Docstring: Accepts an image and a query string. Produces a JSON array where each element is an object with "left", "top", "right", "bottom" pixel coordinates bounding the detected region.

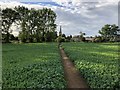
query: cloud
[
  {"left": 53, "top": 0, "right": 118, "bottom": 36},
  {"left": 0, "top": 0, "right": 118, "bottom": 36}
]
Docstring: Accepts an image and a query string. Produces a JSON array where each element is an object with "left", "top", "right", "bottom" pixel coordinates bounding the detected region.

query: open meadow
[{"left": 63, "top": 42, "right": 119, "bottom": 88}]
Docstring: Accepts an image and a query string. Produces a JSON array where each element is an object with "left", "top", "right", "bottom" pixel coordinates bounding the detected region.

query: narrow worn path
[{"left": 59, "top": 47, "right": 89, "bottom": 89}]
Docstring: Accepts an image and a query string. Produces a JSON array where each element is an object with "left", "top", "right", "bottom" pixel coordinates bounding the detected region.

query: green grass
[
  {"left": 63, "top": 42, "right": 119, "bottom": 88},
  {"left": 2, "top": 43, "right": 66, "bottom": 88}
]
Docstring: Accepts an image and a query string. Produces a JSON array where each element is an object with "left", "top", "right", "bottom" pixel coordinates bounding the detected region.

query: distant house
[
  {"left": 71, "top": 35, "right": 80, "bottom": 42},
  {"left": 71, "top": 34, "right": 120, "bottom": 42},
  {"left": 72, "top": 35, "right": 94, "bottom": 42},
  {"left": 85, "top": 37, "right": 94, "bottom": 42}
]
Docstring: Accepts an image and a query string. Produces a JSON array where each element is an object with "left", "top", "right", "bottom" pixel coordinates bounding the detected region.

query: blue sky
[
  {"left": 21, "top": 2, "right": 63, "bottom": 7},
  {"left": 0, "top": 0, "right": 119, "bottom": 36}
]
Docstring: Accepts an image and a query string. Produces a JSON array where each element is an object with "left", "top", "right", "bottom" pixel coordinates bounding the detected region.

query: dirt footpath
[{"left": 59, "top": 47, "right": 90, "bottom": 89}]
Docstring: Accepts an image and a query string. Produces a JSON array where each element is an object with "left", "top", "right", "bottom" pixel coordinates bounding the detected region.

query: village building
[{"left": 71, "top": 35, "right": 94, "bottom": 42}]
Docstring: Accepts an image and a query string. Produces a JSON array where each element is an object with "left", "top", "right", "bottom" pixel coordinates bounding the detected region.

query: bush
[
  {"left": 56, "top": 36, "right": 65, "bottom": 43},
  {"left": 93, "top": 36, "right": 103, "bottom": 43},
  {"left": 81, "top": 37, "right": 86, "bottom": 42}
]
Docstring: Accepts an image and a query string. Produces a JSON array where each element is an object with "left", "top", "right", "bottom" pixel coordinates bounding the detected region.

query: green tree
[
  {"left": 35, "top": 9, "right": 44, "bottom": 42},
  {"left": 15, "top": 6, "right": 29, "bottom": 42},
  {"left": 2, "top": 8, "right": 19, "bottom": 43},
  {"left": 45, "top": 31, "right": 57, "bottom": 42},
  {"left": 9, "top": 34, "right": 15, "bottom": 40},
  {"left": 40, "top": 8, "right": 57, "bottom": 42},
  {"left": 99, "top": 24, "right": 119, "bottom": 41},
  {"left": 79, "top": 31, "right": 86, "bottom": 42},
  {"left": 24, "top": 8, "right": 38, "bottom": 42},
  {"left": 66, "top": 35, "right": 72, "bottom": 42},
  {"left": 93, "top": 35, "right": 104, "bottom": 43},
  {"left": 62, "top": 34, "right": 66, "bottom": 39},
  {"left": 15, "top": 6, "right": 57, "bottom": 43},
  {"left": 35, "top": 8, "right": 57, "bottom": 42}
]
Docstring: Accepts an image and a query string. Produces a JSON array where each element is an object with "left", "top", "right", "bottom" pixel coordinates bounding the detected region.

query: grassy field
[
  {"left": 2, "top": 42, "right": 119, "bottom": 89},
  {"left": 63, "top": 42, "right": 119, "bottom": 88},
  {"left": 2, "top": 43, "right": 66, "bottom": 88}
]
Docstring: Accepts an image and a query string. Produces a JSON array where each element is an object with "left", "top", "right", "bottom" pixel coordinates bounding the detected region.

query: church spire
[{"left": 59, "top": 25, "right": 62, "bottom": 36}]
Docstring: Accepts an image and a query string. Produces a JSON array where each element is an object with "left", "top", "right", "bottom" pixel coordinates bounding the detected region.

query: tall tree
[
  {"left": 15, "top": 6, "right": 57, "bottom": 43},
  {"left": 34, "top": 9, "right": 43, "bottom": 42},
  {"left": 40, "top": 8, "right": 57, "bottom": 42},
  {"left": 2, "top": 8, "right": 19, "bottom": 43},
  {"left": 15, "top": 6, "right": 29, "bottom": 42},
  {"left": 24, "top": 8, "right": 38, "bottom": 42}
]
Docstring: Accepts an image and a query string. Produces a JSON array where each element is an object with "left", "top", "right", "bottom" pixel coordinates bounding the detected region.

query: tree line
[
  {"left": 72, "top": 24, "right": 120, "bottom": 42},
  {"left": 1, "top": 6, "right": 120, "bottom": 43},
  {"left": 94, "top": 24, "right": 120, "bottom": 42},
  {"left": 98, "top": 24, "right": 120, "bottom": 42},
  {"left": 1, "top": 6, "right": 57, "bottom": 43}
]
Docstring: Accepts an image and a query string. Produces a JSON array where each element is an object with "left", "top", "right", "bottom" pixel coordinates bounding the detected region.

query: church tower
[{"left": 59, "top": 25, "right": 62, "bottom": 36}]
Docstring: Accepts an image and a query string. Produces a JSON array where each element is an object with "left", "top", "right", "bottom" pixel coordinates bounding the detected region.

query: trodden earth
[{"left": 59, "top": 46, "right": 89, "bottom": 89}]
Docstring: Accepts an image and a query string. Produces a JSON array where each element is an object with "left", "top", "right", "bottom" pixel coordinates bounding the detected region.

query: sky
[{"left": 0, "top": 0, "right": 119, "bottom": 36}]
